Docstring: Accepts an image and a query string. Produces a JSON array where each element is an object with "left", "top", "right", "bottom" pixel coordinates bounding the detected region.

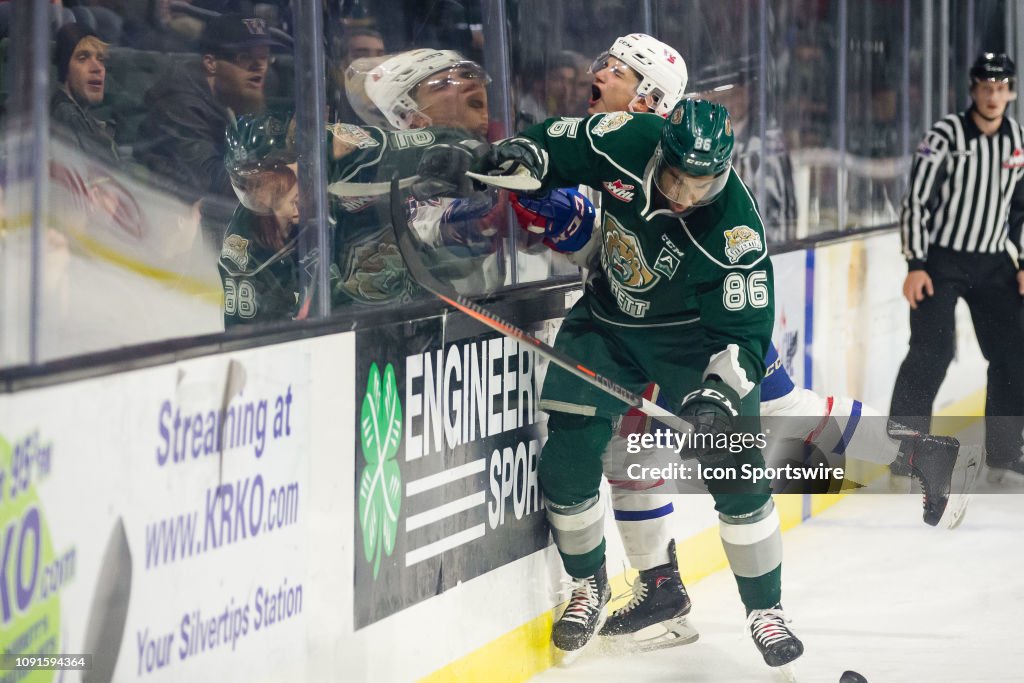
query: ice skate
[
  {"left": 746, "top": 604, "right": 804, "bottom": 668},
  {"left": 552, "top": 562, "right": 610, "bottom": 653},
  {"left": 907, "top": 434, "right": 961, "bottom": 526},
  {"left": 600, "top": 540, "right": 692, "bottom": 636},
  {"left": 985, "top": 456, "right": 1024, "bottom": 485},
  {"left": 599, "top": 541, "right": 698, "bottom": 650},
  {"left": 889, "top": 424, "right": 963, "bottom": 526}
]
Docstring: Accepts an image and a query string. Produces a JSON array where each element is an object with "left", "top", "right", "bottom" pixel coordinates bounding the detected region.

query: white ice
[{"left": 532, "top": 482, "right": 1024, "bottom": 682}]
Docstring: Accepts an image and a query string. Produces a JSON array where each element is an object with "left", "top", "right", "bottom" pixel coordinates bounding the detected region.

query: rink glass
[{"left": 0, "top": 0, "right": 1021, "bottom": 367}]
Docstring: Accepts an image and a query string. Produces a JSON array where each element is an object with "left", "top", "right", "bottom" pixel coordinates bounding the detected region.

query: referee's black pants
[{"left": 890, "top": 247, "right": 1024, "bottom": 463}]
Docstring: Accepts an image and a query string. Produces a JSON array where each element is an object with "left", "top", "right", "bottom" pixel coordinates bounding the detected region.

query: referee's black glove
[{"left": 678, "top": 376, "right": 742, "bottom": 466}]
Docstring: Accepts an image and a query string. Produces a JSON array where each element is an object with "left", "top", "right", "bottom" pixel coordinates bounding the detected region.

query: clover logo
[{"left": 358, "top": 362, "right": 403, "bottom": 579}]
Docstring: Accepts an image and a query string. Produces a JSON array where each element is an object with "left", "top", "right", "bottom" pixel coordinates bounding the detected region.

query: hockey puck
[{"left": 840, "top": 672, "right": 867, "bottom": 683}]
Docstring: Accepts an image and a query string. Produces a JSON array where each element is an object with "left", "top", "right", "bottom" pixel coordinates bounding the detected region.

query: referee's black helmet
[{"left": 970, "top": 52, "right": 1016, "bottom": 89}]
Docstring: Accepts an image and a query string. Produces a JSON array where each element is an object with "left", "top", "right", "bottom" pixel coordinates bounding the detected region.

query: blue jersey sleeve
[{"left": 761, "top": 344, "right": 795, "bottom": 401}]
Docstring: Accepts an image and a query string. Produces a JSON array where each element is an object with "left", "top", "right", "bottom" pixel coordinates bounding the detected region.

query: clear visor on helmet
[
  {"left": 417, "top": 63, "right": 491, "bottom": 93},
  {"left": 653, "top": 151, "right": 730, "bottom": 212},
  {"left": 408, "top": 63, "right": 491, "bottom": 136},
  {"left": 230, "top": 163, "right": 298, "bottom": 215},
  {"left": 588, "top": 52, "right": 638, "bottom": 80}
]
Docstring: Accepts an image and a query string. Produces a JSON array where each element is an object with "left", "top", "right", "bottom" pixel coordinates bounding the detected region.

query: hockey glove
[
  {"left": 484, "top": 137, "right": 548, "bottom": 184},
  {"left": 439, "top": 193, "right": 501, "bottom": 257},
  {"left": 412, "top": 139, "right": 491, "bottom": 201},
  {"left": 510, "top": 189, "right": 596, "bottom": 253},
  {"left": 677, "top": 376, "right": 742, "bottom": 466}
]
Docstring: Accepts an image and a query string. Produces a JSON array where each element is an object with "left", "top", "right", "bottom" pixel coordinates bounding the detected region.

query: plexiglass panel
[{"left": 1, "top": 0, "right": 1019, "bottom": 368}]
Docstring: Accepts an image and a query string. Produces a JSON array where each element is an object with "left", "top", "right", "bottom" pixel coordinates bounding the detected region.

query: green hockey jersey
[
  {"left": 218, "top": 205, "right": 315, "bottom": 326},
  {"left": 326, "top": 123, "right": 503, "bottom": 303},
  {"left": 518, "top": 111, "right": 775, "bottom": 393}
]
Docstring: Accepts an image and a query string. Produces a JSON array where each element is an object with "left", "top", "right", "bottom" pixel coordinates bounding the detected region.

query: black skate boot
[
  {"left": 986, "top": 456, "right": 1024, "bottom": 484},
  {"left": 746, "top": 604, "right": 804, "bottom": 668},
  {"left": 890, "top": 423, "right": 960, "bottom": 526},
  {"left": 552, "top": 562, "right": 611, "bottom": 652},
  {"left": 599, "top": 540, "right": 691, "bottom": 637}
]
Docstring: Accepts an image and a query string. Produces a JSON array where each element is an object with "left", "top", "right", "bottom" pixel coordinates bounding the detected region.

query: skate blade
[
  {"left": 622, "top": 617, "right": 700, "bottom": 653},
  {"left": 776, "top": 662, "right": 798, "bottom": 682},
  {"left": 554, "top": 607, "right": 608, "bottom": 667},
  {"left": 985, "top": 464, "right": 1024, "bottom": 486},
  {"left": 943, "top": 447, "right": 980, "bottom": 530}
]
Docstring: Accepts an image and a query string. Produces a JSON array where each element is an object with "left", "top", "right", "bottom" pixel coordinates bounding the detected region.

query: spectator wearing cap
[
  {"left": 329, "top": 27, "right": 386, "bottom": 123},
  {"left": 134, "top": 13, "right": 286, "bottom": 204},
  {"left": 50, "top": 23, "right": 120, "bottom": 164}
]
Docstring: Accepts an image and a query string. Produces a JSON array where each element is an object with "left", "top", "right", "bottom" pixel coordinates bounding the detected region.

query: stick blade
[
  {"left": 465, "top": 170, "right": 542, "bottom": 192},
  {"left": 82, "top": 517, "right": 132, "bottom": 683}
]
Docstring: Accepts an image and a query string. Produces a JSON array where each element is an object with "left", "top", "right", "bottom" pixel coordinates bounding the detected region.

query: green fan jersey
[
  {"left": 518, "top": 111, "right": 775, "bottom": 392},
  {"left": 218, "top": 206, "right": 315, "bottom": 326}
]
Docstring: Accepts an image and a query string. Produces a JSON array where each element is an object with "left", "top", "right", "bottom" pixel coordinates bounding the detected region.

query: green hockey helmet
[
  {"left": 225, "top": 113, "right": 297, "bottom": 214},
  {"left": 653, "top": 98, "right": 734, "bottom": 212}
]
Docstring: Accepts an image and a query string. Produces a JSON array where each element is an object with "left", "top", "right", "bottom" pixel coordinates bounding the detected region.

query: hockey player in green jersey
[
  {"left": 330, "top": 48, "right": 505, "bottom": 303},
  {"left": 218, "top": 48, "right": 505, "bottom": 321},
  {"left": 220, "top": 113, "right": 315, "bottom": 326},
  {"left": 428, "top": 98, "right": 805, "bottom": 667}
]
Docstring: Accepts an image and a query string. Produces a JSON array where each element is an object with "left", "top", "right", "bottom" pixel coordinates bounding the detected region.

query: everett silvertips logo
[
  {"left": 592, "top": 112, "right": 632, "bottom": 137},
  {"left": 723, "top": 226, "right": 763, "bottom": 264}
]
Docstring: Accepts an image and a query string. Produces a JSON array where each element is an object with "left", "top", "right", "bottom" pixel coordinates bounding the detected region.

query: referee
[{"left": 890, "top": 52, "right": 1024, "bottom": 481}]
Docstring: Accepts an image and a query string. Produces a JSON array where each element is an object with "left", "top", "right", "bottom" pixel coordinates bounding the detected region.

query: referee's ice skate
[{"left": 985, "top": 455, "right": 1024, "bottom": 484}]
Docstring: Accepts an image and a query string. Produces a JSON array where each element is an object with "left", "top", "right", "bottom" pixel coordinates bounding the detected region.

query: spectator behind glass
[
  {"left": 134, "top": 13, "right": 286, "bottom": 205},
  {"left": 329, "top": 27, "right": 386, "bottom": 123},
  {"left": 50, "top": 23, "right": 121, "bottom": 164},
  {"left": 695, "top": 58, "right": 798, "bottom": 243},
  {"left": 517, "top": 52, "right": 578, "bottom": 128}
]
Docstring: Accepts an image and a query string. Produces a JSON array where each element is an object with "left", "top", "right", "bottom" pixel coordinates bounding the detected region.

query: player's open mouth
[
  {"left": 248, "top": 76, "right": 264, "bottom": 88},
  {"left": 589, "top": 84, "right": 602, "bottom": 105}
]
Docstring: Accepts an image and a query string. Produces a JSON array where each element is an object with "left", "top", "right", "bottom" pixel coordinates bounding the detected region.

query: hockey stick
[
  {"left": 464, "top": 170, "right": 542, "bottom": 192},
  {"left": 326, "top": 152, "right": 538, "bottom": 198},
  {"left": 387, "top": 173, "right": 693, "bottom": 433},
  {"left": 327, "top": 174, "right": 419, "bottom": 197}
]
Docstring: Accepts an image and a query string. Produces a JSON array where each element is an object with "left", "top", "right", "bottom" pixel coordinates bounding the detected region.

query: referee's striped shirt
[{"left": 901, "top": 109, "right": 1024, "bottom": 270}]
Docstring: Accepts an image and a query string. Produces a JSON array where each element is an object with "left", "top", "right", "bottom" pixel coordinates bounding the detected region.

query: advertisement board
[
  {"left": 352, "top": 317, "right": 555, "bottom": 629},
  {"left": 0, "top": 347, "right": 310, "bottom": 682}
]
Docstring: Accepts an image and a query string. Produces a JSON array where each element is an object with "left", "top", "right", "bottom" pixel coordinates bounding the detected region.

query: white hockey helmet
[
  {"left": 591, "top": 33, "right": 688, "bottom": 116},
  {"left": 361, "top": 48, "right": 490, "bottom": 130}
]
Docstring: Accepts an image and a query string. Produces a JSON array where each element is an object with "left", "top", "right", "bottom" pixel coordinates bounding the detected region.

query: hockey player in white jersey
[{"left": 510, "top": 33, "right": 968, "bottom": 655}]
